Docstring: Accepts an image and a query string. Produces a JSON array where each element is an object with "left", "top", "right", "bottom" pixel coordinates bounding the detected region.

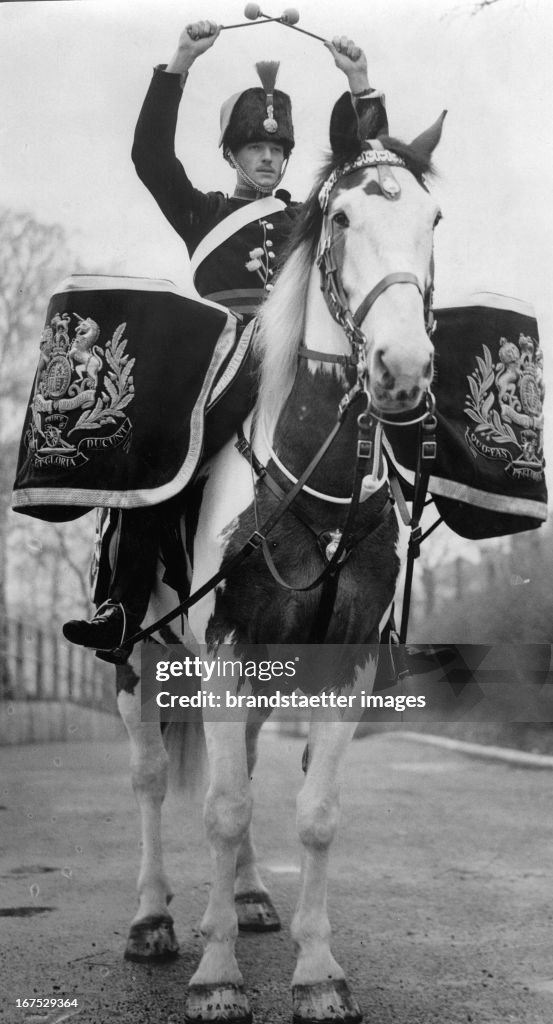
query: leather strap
[
  {"left": 353, "top": 272, "right": 423, "bottom": 327},
  {"left": 398, "top": 411, "right": 437, "bottom": 644},
  {"left": 298, "top": 345, "right": 357, "bottom": 368},
  {"left": 239, "top": 418, "right": 394, "bottom": 594}
]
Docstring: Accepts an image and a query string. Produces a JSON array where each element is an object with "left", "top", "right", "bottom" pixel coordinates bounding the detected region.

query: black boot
[{"left": 62, "top": 601, "right": 141, "bottom": 651}]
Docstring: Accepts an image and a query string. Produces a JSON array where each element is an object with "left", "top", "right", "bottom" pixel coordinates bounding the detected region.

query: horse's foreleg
[
  {"left": 235, "top": 709, "right": 281, "bottom": 933},
  {"left": 291, "top": 715, "right": 363, "bottom": 1024},
  {"left": 186, "top": 698, "right": 252, "bottom": 1024},
  {"left": 117, "top": 663, "right": 178, "bottom": 963}
]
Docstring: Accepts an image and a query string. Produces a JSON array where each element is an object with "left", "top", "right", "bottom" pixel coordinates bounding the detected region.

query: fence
[
  {"left": 406, "top": 524, "right": 550, "bottom": 642},
  {"left": 1, "top": 617, "right": 121, "bottom": 744},
  {"left": 2, "top": 617, "right": 115, "bottom": 708}
]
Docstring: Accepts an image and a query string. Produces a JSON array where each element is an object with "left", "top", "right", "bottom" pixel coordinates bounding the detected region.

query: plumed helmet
[{"left": 219, "top": 62, "right": 295, "bottom": 157}]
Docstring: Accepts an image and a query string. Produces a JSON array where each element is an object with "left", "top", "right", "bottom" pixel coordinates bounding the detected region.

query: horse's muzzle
[{"left": 370, "top": 346, "right": 433, "bottom": 413}]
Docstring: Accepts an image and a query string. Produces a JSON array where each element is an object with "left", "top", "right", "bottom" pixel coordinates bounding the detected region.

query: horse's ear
[
  {"left": 329, "top": 92, "right": 389, "bottom": 158},
  {"left": 409, "top": 111, "right": 447, "bottom": 163}
]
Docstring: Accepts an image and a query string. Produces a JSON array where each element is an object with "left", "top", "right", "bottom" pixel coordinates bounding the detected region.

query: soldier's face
[{"left": 234, "top": 141, "right": 285, "bottom": 188}]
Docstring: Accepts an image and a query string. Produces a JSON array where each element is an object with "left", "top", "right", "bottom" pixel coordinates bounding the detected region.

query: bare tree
[
  {"left": 8, "top": 516, "right": 95, "bottom": 627},
  {"left": 471, "top": 0, "right": 530, "bottom": 13},
  {"left": 410, "top": 521, "right": 553, "bottom": 645},
  {"left": 0, "top": 210, "right": 71, "bottom": 405},
  {"left": 0, "top": 207, "right": 77, "bottom": 695},
  {"left": 447, "top": 0, "right": 527, "bottom": 16}
]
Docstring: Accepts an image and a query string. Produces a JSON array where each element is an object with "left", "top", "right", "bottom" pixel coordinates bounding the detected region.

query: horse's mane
[{"left": 254, "top": 137, "right": 436, "bottom": 433}]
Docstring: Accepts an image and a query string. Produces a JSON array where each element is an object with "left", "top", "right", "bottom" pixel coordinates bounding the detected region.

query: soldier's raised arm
[
  {"left": 166, "top": 20, "right": 222, "bottom": 77},
  {"left": 325, "top": 36, "right": 371, "bottom": 95},
  {"left": 131, "top": 19, "right": 226, "bottom": 248},
  {"left": 325, "top": 35, "right": 389, "bottom": 142}
]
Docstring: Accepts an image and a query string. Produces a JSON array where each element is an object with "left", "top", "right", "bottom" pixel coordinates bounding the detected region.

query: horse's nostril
[
  {"left": 375, "top": 351, "right": 395, "bottom": 388},
  {"left": 423, "top": 358, "right": 433, "bottom": 379},
  {"left": 392, "top": 385, "right": 420, "bottom": 404}
]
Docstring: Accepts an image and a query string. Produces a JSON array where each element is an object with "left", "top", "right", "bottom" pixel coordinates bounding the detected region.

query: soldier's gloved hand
[{"left": 167, "top": 20, "right": 221, "bottom": 75}]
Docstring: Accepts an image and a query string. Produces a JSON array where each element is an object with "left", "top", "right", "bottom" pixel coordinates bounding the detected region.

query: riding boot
[
  {"left": 63, "top": 507, "right": 161, "bottom": 656},
  {"left": 62, "top": 599, "right": 145, "bottom": 649}
]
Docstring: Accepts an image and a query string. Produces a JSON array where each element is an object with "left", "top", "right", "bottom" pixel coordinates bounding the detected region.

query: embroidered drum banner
[
  {"left": 12, "top": 275, "right": 251, "bottom": 521},
  {"left": 384, "top": 292, "right": 548, "bottom": 539}
]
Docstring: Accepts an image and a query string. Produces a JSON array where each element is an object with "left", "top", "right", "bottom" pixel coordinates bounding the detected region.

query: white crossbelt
[{"left": 190, "top": 196, "right": 286, "bottom": 279}]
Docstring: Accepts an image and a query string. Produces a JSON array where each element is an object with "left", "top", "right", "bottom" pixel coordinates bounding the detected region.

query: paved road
[{"left": 2, "top": 729, "right": 553, "bottom": 1024}]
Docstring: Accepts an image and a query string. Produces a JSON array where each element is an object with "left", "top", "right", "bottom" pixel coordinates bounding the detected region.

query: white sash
[{"left": 190, "top": 196, "right": 286, "bottom": 279}]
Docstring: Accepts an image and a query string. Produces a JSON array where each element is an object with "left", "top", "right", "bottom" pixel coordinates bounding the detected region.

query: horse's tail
[{"left": 163, "top": 720, "right": 206, "bottom": 797}]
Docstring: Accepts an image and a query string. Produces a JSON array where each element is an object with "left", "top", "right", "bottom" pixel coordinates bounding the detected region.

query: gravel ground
[{"left": 2, "top": 731, "right": 553, "bottom": 1024}]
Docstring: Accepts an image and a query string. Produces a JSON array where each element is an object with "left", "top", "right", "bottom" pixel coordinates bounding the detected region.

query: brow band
[{"left": 318, "top": 150, "right": 406, "bottom": 212}]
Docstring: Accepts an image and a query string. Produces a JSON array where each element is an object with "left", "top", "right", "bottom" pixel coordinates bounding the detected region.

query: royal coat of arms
[
  {"left": 26, "top": 311, "right": 135, "bottom": 469},
  {"left": 464, "top": 332, "right": 545, "bottom": 480}
]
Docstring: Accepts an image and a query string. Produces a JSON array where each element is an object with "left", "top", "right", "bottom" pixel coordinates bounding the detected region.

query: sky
[
  {"left": 2, "top": 0, "right": 552, "bottom": 299},
  {"left": 2, "top": 0, "right": 552, "bottom": 553}
]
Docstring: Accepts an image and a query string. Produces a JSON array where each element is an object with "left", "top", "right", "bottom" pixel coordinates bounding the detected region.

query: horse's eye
[
  {"left": 332, "top": 211, "right": 349, "bottom": 228},
  {"left": 433, "top": 211, "right": 443, "bottom": 228}
]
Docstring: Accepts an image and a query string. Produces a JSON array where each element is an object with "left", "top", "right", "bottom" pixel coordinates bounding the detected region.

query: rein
[{"left": 236, "top": 402, "right": 393, "bottom": 596}]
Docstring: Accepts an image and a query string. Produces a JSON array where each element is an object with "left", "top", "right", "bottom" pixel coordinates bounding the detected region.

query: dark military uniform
[{"left": 132, "top": 67, "right": 301, "bottom": 319}]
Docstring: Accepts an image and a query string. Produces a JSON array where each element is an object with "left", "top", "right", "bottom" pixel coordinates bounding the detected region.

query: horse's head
[{"left": 317, "top": 110, "right": 446, "bottom": 416}]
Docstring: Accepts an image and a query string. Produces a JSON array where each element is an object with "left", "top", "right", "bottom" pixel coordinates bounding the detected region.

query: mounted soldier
[{"left": 62, "top": 19, "right": 389, "bottom": 656}]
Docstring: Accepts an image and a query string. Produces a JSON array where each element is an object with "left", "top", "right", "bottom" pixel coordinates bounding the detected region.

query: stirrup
[
  {"left": 93, "top": 600, "right": 133, "bottom": 664},
  {"left": 93, "top": 600, "right": 128, "bottom": 645},
  {"left": 95, "top": 644, "right": 133, "bottom": 666}
]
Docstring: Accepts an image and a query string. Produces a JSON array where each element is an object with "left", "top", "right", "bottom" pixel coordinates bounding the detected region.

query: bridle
[
  {"left": 314, "top": 144, "right": 436, "bottom": 421},
  {"left": 306, "top": 144, "right": 441, "bottom": 649}
]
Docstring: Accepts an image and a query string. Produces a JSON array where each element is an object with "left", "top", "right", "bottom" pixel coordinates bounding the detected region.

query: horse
[{"left": 116, "top": 102, "right": 445, "bottom": 1024}]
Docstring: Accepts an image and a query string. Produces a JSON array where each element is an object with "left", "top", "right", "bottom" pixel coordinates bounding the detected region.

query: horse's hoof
[
  {"left": 292, "top": 980, "right": 363, "bottom": 1023},
  {"left": 184, "top": 983, "right": 252, "bottom": 1023},
  {"left": 124, "top": 913, "right": 179, "bottom": 962},
  {"left": 235, "top": 890, "right": 281, "bottom": 932}
]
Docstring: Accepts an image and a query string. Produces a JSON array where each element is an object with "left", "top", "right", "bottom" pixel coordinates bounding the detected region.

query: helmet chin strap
[{"left": 225, "top": 146, "right": 289, "bottom": 195}]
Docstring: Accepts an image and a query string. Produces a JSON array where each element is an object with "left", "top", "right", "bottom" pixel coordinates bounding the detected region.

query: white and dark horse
[{"left": 117, "top": 107, "right": 445, "bottom": 1023}]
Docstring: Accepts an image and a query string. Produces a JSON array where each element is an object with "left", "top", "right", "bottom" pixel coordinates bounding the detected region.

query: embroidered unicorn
[{"left": 69, "top": 314, "right": 103, "bottom": 388}]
